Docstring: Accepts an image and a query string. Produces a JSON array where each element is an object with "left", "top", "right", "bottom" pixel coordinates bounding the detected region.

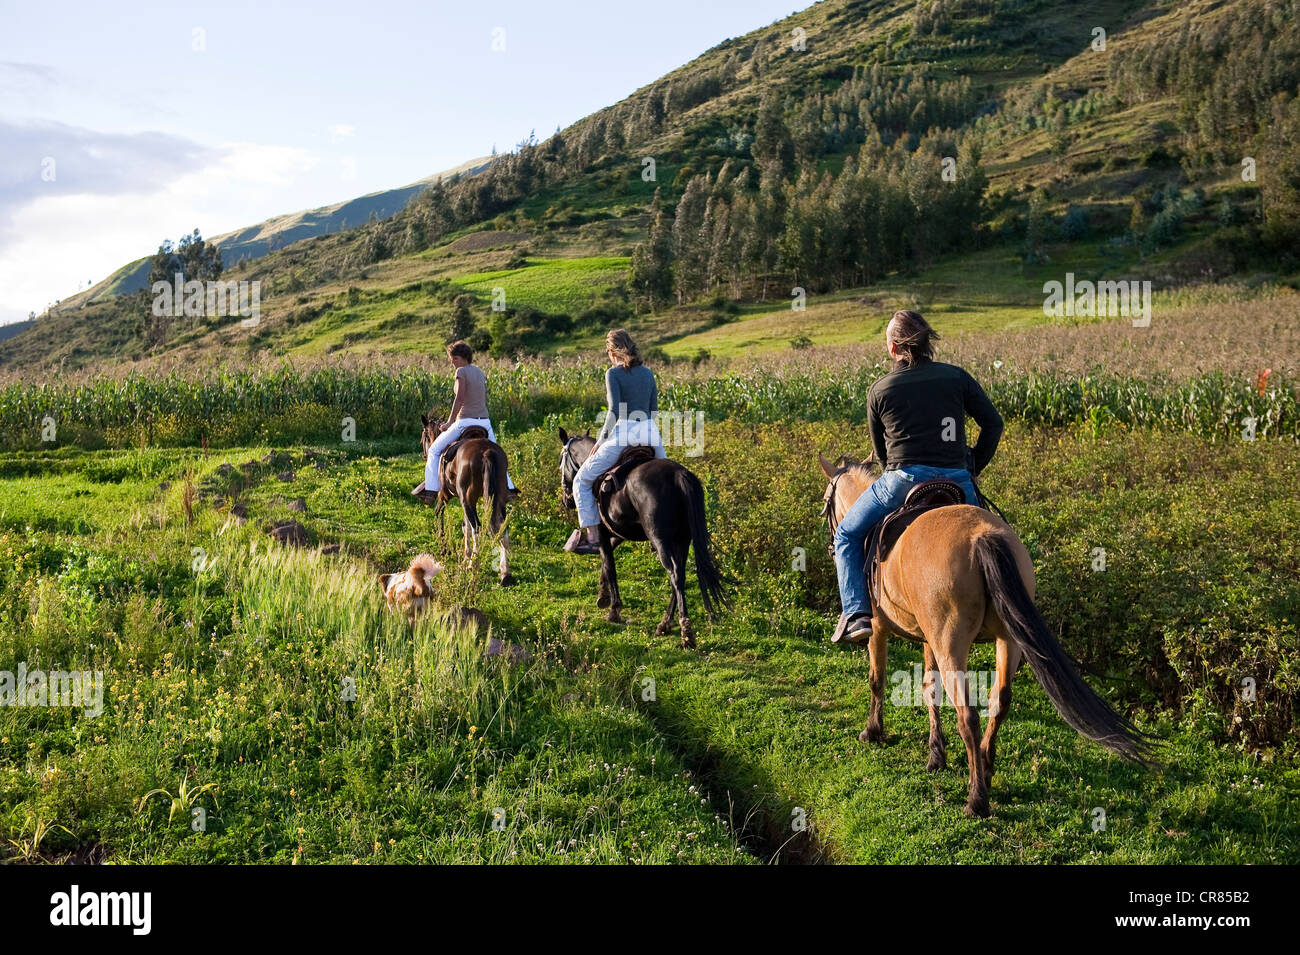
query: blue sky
[{"left": 0, "top": 0, "right": 807, "bottom": 325}]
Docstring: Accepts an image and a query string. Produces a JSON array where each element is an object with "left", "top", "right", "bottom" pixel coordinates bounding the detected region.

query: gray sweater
[{"left": 598, "top": 363, "right": 658, "bottom": 441}]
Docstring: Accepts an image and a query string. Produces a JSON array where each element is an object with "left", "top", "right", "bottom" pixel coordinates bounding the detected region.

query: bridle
[
  {"left": 820, "top": 467, "right": 850, "bottom": 557},
  {"left": 560, "top": 436, "right": 590, "bottom": 510}
]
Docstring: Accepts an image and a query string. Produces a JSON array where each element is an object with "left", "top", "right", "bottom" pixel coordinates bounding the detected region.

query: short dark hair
[
  {"left": 447, "top": 341, "right": 473, "bottom": 363},
  {"left": 887, "top": 310, "right": 940, "bottom": 365}
]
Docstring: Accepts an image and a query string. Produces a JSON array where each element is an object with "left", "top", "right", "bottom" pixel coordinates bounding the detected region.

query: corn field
[{"left": 1, "top": 359, "right": 1295, "bottom": 450}]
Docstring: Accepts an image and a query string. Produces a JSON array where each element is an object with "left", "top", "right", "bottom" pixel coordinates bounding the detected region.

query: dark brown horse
[
  {"left": 421, "top": 413, "right": 513, "bottom": 585},
  {"left": 559, "top": 428, "right": 729, "bottom": 648},
  {"left": 820, "top": 452, "right": 1153, "bottom": 817}
]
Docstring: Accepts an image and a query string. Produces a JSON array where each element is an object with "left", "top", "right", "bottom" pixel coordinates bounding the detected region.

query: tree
[
  {"left": 448, "top": 294, "right": 477, "bottom": 342},
  {"left": 630, "top": 188, "right": 675, "bottom": 309},
  {"left": 147, "top": 228, "right": 223, "bottom": 288}
]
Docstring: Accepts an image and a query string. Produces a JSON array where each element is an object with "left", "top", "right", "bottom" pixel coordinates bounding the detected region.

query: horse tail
[
  {"left": 483, "top": 447, "right": 507, "bottom": 532},
  {"left": 975, "top": 534, "right": 1157, "bottom": 765},
  {"left": 675, "top": 467, "right": 731, "bottom": 616}
]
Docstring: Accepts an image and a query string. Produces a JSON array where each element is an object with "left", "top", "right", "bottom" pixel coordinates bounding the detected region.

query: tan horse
[
  {"left": 820, "top": 453, "right": 1153, "bottom": 817},
  {"left": 420, "top": 413, "right": 513, "bottom": 585}
]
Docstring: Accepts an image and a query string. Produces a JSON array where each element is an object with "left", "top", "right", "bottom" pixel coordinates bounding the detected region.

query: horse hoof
[
  {"left": 926, "top": 756, "right": 947, "bottom": 773},
  {"left": 656, "top": 622, "right": 672, "bottom": 636},
  {"left": 597, "top": 593, "right": 611, "bottom": 609},
  {"left": 606, "top": 609, "right": 623, "bottom": 624},
  {"left": 680, "top": 631, "right": 696, "bottom": 650},
  {"left": 859, "top": 725, "right": 884, "bottom": 744},
  {"left": 499, "top": 574, "right": 515, "bottom": 587},
  {"left": 963, "top": 800, "right": 990, "bottom": 819}
]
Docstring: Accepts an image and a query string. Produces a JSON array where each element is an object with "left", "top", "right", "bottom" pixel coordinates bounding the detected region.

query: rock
[
  {"left": 485, "top": 636, "right": 532, "bottom": 663},
  {"left": 229, "top": 502, "right": 248, "bottom": 524},
  {"left": 157, "top": 481, "right": 170, "bottom": 491},
  {"left": 268, "top": 519, "right": 309, "bottom": 547},
  {"left": 320, "top": 542, "right": 342, "bottom": 555},
  {"left": 276, "top": 471, "right": 296, "bottom": 482},
  {"left": 216, "top": 463, "right": 234, "bottom": 475},
  {"left": 287, "top": 498, "right": 307, "bottom": 512},
  {"left": 313, "top": 460, "right": 329, "bottom": 471}
]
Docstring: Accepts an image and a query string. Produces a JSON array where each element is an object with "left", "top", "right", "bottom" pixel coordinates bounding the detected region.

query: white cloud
[
  {"left": 327, "top": 123, "right": 355, "bottom": 143},
  {"left": 0, "top": 132, "right": 321, "bottom": 324}
]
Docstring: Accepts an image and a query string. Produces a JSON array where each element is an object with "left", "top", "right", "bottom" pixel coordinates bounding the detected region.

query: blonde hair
[
  {"left": 605, "top": 328, "right": 642, "bottom": 368},
  {"left": 887, "top": 309, "right": 940, "bottom": 365}
]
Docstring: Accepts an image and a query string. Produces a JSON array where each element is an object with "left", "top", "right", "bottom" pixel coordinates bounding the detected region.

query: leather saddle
[
  {"left": 439, "top": 425, "right": 490, "bottom": 486},
  {"left": 596, "top": 446, "right": 656, "bottom": 532},
  {"left": 865, "top": 478, "right": 967, "bottom": 606}
]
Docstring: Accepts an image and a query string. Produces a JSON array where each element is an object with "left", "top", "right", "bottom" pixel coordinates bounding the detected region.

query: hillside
[
  {"left": 52, "top": 155, "right": 496, "bottom": 313},
  {"left": 4, "top": 0, "right": 1297, "bottom": 374}
]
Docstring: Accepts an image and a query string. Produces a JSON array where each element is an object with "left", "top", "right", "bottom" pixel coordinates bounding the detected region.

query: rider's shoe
[
  {"left": 563, "top": 529, "right": 600, "bottom": 555},
  {"left": 831, "top": 612, "right": 873, "bottom": 644}
]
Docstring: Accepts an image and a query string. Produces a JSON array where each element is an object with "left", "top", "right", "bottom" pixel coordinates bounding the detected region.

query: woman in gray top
[
  {"left": 415, "top": 340, "right": 515, "bottom": 498},
  {"left": 564, "top": 329, "right": 667, "bottom": 553}
]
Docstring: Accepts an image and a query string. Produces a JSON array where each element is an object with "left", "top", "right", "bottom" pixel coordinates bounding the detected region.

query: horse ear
[
  {"left": 558, "top": 427, "right": 569, "bottom": 444},
  {"left": 842, "top": 454, "right": 861, "bottom": 468},
  {"left": 420, "top": 413, "right": 428, "bottom": 427},
  {"left": 584, "top": 428, "right": 591, "bottom": 438},
  {"left": 818, "top": 453, "right": 838, "bottom": 479}
]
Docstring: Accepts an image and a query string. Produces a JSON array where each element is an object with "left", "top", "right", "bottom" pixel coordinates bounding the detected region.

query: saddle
[
  {"left": 595, "top": 446, "right": 656, "bottom": 532},
  {"left": 438, "top": 425, "right": 490, "bottom": 486},
  {"left": 865, "top": 478, "right": 967, "bottom": 607}
]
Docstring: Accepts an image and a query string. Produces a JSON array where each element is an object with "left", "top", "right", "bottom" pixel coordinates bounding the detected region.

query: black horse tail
[
  {"left": 975, "top": 534, "right": 1157, "bottom": 765},
  {"left": 675, "top": 468, "right": 731, "bottom": 617},
  {"left": 483, "top": 447, "right": 507, "bottom": 532}
]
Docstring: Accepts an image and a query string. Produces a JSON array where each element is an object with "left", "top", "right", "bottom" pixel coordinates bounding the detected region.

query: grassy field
[{"left": 2, "top": 402, "right": 1296, "bottom": 862}]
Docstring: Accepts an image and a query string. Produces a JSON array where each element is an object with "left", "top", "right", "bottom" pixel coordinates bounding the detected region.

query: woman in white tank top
[{"left": 413, "top": 340, "right": 516, "bottom": 497}]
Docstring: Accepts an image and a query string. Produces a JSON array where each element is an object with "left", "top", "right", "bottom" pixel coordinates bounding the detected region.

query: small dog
[{"left": 378, "top": 553, "right": 487, "bottom": 632}]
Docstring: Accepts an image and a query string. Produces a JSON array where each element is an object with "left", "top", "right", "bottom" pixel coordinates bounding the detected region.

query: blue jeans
[{"left": 833, "top": 466, "right": 980, "bottom": 617}]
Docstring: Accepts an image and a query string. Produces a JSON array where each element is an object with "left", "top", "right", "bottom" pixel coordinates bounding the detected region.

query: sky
[{"left": 0, "top": 0, "right": 806, "bottom": 325}]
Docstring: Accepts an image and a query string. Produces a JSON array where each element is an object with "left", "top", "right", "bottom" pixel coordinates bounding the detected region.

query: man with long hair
[{"left": 831, "top": 310, "right": 1003, "bottom": 644}]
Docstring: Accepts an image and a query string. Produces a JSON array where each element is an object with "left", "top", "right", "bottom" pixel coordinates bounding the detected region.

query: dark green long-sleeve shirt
[{"left": 867, "top": 360, "right": 1003, "bottom": 474}]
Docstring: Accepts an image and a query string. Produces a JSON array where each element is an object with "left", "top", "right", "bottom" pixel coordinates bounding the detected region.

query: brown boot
[{"left": 563, "top": 529, "right": 600, "bottom": 555}]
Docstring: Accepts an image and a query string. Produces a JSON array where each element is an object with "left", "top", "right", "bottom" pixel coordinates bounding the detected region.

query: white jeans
[
  {"left": 574, "top": 417, "right": 667, "bottom": 528},
  {"left": 425, "top": 417, "right": 515, "bottom": 491}
]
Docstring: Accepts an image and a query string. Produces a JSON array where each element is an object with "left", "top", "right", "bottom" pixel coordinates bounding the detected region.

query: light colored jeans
[
  {"left": 574, "top": 417, "right": 666, "bottom": 528},
  {"left": 425, "top": 417, "right": 515, "bottom": 491},
  {"left": 833, "top": 465, "right": 979, "bottom": 616}
]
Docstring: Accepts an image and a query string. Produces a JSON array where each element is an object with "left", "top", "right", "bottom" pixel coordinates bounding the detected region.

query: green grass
[
  {"left": 2, "top": 417, "right": 1295, "bottom": 863},
  {"left": 451, "top": 257, "right": 631, "bottom": 316}
]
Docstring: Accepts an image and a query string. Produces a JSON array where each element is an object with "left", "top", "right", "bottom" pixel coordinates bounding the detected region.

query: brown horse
[
  {"left": 420, "top": 413, "right": 513, "bottom": 585},
  {"left": 819, "top": 452, "right": 1153, "bottom": 817}
]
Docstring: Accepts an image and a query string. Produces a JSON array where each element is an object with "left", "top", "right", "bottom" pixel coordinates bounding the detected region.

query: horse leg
[
  {"left": 666, "top": 537, "right": 693, "bottom": 649},
  {"left": 859, "top": 626, "right": 889, "bottom": 743},
  {"left": 463, "top": 497, "right": 480, "bottom": 561},
  {"left": 656, "top": 588, "right": 677, "bottom": 637},
  {"left": 980, "top": 636, "right": 1021, "bottom": 785},
  {"left": 923, "top": 642, "right": 948, "bottom": 771},
  {"left": 498, "top": 527, "right": 514, "bottom": 586},
  {"left": 597, "top": 530, "right": 622, "bottom": 623},
  {"left": 937, "top": 645, "right": 989, "bottom": 818}
]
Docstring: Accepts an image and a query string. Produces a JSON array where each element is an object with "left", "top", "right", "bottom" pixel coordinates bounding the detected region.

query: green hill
[{"left": 4, "top": 0, "right": 1297, "bottom": 374}]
